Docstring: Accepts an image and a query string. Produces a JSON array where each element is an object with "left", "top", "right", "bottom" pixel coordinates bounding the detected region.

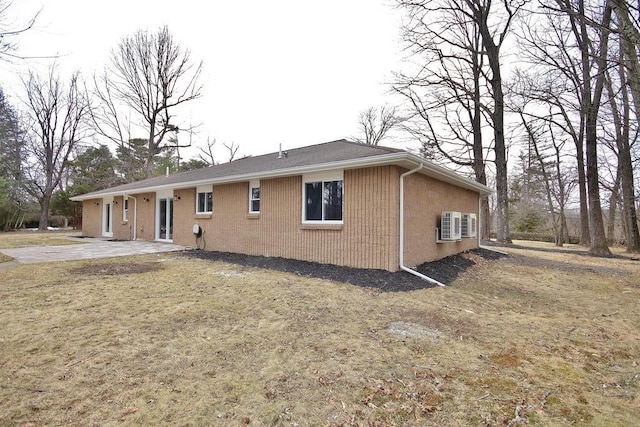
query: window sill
[
  {"left": 300, "top": 223, "right": 343, "bottom": 231},
  {"left": 246, "top": 213, "right": 260, "bottom": 219},
  {"left": 195, "top": 213, "right": 212, "bottom": 219},
  {"left": 121, "top": 221, "right": 128, "bottom": 225}
]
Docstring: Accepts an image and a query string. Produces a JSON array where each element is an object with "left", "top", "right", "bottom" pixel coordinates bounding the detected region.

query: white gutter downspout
[
  {"left": 478, "top": 196, "right": 481, "bottom": 248},
  {"left": 399, "top": 164, "right": 446, "bottom": 287},
  {"left": 126, "top": 195, "right": 138, "bottom": 241}
]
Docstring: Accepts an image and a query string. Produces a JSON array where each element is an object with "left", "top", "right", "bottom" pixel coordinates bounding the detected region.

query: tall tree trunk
[
  {"left": 475, "top": 3, "right": 511, "bottom": 243},
  {"left": 552, "top": 138, "right": 568, "bottom": 246},
  {"left": 583, "top": 0, "right": 612, "bottom": 255},
  {"left": 576, "top": 145, "right": 590, "bottom": 246},
  {"left": 607, "top": 169, "right": 621, "bottom": 245},
  {"left": 480, "top": 197, "right": 491, "bottom": 240},
  {"left": 605, "top": 48, "right": 640, "bottom": 252},
  {"left": 611, "top": 0, "right": 640, "bottom": 126},
  {"left": 39, "top": 195, "right": 50, "bottom": 230},
  {"left": 617, "top": 67, "right": 640, "bottom": 252},
  {"left": 471, "top": 43, "right": 491, "bottom": 240}
]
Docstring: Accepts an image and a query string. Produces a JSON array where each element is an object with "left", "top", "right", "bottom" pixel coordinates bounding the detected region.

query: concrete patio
[{"left": 0, "top": 238, "right": 186, "bottom": 265}]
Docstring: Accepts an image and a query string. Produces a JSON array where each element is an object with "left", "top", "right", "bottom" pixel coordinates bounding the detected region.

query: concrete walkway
[{"left": 0, "top": 238, "right": 186, "bottom": 265}]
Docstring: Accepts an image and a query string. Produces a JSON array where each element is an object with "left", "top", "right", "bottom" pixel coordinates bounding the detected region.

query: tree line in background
[
  {"left": 0, "top": 5, "right": 215, "bottom": 231},
  {"left": 386, "top": 0, "right": 640, "bottom": 255},
  {"left": 1, "top": 0, "right": 640, "bottom": 256}
]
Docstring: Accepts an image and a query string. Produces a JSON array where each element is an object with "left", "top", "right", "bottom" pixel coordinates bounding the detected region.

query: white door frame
[
  {"left": 102, "top": 196, "right": 114, "bottom": 238},
  {"left": 155, "top": 190, "right": 174, "bottom": 242}
]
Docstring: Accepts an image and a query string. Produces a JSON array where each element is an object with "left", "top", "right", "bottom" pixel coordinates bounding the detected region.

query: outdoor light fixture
[{"left": 176, "top": 196, "right": 181, "bottom": 200}]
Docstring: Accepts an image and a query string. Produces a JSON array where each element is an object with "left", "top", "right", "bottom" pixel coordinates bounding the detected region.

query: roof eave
[{"left": 70, "top": 152, "right": 491, "bottom": 201}]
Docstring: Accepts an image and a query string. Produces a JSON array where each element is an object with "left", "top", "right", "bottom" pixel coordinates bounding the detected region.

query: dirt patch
[
  {"left": 388, "top": 321, "right": 441, "bottom": 342},
  {"left": 182, "top": 247, "right": 507, "bottom": 290},
  {"left": 71, "top": 261, "right": 163, "bottom": 276}
]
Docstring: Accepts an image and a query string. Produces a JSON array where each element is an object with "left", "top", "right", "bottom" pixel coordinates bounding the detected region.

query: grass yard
[
  {"left": 0, "top": 235, "right": 638, "bottom": 426},
  {"left": 0, "top": 230, "right": 82, "bottom": 249}
]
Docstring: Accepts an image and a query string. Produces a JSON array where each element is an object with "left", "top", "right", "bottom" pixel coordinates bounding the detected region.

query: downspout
[
  {"left": 126, "top": 195, "right": 138, "bottom": 241},
  {"left": 399, "top": 164, "right": 446, "bottom": 287},
  {"left": 478, "top": 196, "right": 481, "bottom": 248}
]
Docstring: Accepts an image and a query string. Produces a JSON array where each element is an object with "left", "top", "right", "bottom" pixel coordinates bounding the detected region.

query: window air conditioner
[
  {"left": 440, "top": 211, "right": 462, "bottom": 240},
  {"left": 461, "top": 213, "right": 477, "bottom": 238}
]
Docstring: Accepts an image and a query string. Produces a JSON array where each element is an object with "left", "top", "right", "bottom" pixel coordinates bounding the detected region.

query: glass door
[
  {"left": 157, "top": 197, "right": 173, "bottom": 241},
  {"left": 102, "top": 200, "right": 113, "bottom": 238}
]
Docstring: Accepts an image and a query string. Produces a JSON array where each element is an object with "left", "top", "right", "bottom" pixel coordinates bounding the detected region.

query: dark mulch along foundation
[{"left": 182, "top": 247, "right": 507, "bottom": 292}]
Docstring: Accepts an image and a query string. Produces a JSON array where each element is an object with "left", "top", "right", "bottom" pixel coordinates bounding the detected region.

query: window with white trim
[
  {"left": 302, "top": 171, "right": 343, "bottom": 223},
  {"left": 123, "top": 197, "right": 129, "bottom": 222},
  {"left": 249, "top": 180, "right": 260, "bottom": 213},
  {"left": 196, "top": 185, "right": 213, "bottom": 214}
]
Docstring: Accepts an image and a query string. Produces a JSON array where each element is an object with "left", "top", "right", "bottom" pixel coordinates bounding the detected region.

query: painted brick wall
[
  {"left": 171, "top": 165, "right": 400, "bottom": 271},
  {"left": 132, "top": 192, "right": 156, "bottom": 241},
  {"left": 81, "top": 199, "right": 102, "bottom": 237},
  {"left": 81, "top": 165, "right": 480, "bottom": 271},
  {"left": 112, "top": 196, "right": 130, "bottom": 240},
  {"left": 402, "top": 172, "right": 479, "bottom": 268}
]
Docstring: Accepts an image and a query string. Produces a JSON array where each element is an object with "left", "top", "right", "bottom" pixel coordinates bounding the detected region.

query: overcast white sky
[{"left": 3, "top": 0, "right": 406, "bottom": 159}]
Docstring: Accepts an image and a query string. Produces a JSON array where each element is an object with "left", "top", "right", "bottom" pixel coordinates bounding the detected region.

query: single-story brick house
[{"left": 71, "top": 139, "right": 490, "bottom": 280}]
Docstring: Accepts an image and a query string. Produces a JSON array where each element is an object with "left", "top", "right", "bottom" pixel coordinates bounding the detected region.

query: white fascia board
[
  {"left": 403, "top": 152, "right": 492, "bottom": 195},
  {"left": 69, "top": 152, "right": 491, "bottom": 201}
]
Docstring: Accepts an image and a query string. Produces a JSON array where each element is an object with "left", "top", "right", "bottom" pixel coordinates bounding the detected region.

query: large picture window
[
  {"left": 196, "top": 185, "right": 213, "bottom": 214},
  {"left": 303, "top": 172, "right": 343, "bottom": 223}
]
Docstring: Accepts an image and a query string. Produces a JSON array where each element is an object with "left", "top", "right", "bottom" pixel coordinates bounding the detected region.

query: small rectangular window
[
  {"left": 323, "top": 180, "right": 343, "bottom": 220},
  {"left": 249, "top": 180, "right": 260, "bottom": 213},
  {"left": 303, "top": 172, "right": 343, "bottom": 223},
  {"left": 123, "top": 198, "right": 129, "bottom": 222},
  {"left": 196, "top": 185, "right": 213, "bottom": 214},
  {"left": 305, "top": 182, "right": 323, "bottom": 220}
]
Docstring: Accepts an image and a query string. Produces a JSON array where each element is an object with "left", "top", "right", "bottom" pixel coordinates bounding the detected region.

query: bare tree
[
  {"left": 517, "top": 110, "right": 572, "bottom": 246},
  {"left": 223, "top": 141, "right": 239, "bottom": 162},
  {"left": 395, "top": 0, "right": 520, "bottom": 242},
  {"left": 603, "top": 42, "right": 640, "bottom": 251},
  {"left": 466, "top": 0, "right": 523, "bottom": 243},
  {"left": 394, "top": 0, "right": 491, "bottom": 236},
  {"left": 552, "top": 0, "right": 612, "bottom": 255},
  {"left": 354, "top": 105, "right": 403, "bottom": 145},
  {"left": 516, "top": 0, "right": 614, "bottom": 254},
  {"left": 96, "top": 25, "right": 203, "bottom": 178},
  {"left": 610, "top": 0, "right": 640, "bottom": 126},
  {"left": 0, "top": 0, "right": 39, "bottom": 60},
  {"left": 509, "top": 12, "right": 592, "bottom": 246},
  {"left": 89, "top": 71, "right": 133, "bottom": 148},
  {"left": 197, "top": 137, "right": 218, "bottom": 166},
  {"left": 22, "top": 67, "right": 89, "bottom": 229},
  {"left": 196, "top": 138, "right": 240, "bottom": 166}
]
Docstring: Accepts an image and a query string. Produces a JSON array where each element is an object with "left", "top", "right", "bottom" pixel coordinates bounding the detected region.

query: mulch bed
[{"left": 182, "top": 247, "right": 507, "bottom": 292}]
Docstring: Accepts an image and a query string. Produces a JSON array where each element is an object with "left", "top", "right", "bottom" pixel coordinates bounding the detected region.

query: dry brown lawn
[
  {"left": 0, "top": 235, "right": 638, "bottom": 426},
  {"left": 0, "top": 231, "right": 82, "bottom": 249}
]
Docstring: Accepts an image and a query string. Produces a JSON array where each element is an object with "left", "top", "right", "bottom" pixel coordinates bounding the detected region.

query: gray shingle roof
[{"left": 72, "top": 139, "right": 489, "bottom": 200}]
